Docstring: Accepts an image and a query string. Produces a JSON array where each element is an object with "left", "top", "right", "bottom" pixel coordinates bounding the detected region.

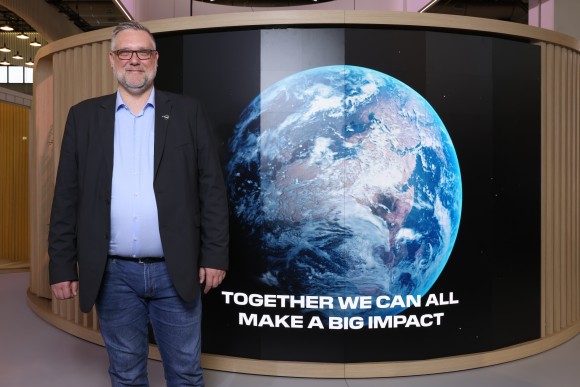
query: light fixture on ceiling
[
  {"left": 12, "top": 51, "right": 23, "bottom": 60},
  {"left": 16, "top": 32, "right": 29, "bottom": 39},
  {"left": 30, "top": 38, "right": 42, "bottom": 47},
  {"left": 112, "top": 0, "right": 134, "bottom": 20},
  {"left": 0, "top": 57, "right": 10, "bottom": 66},
  {"left": 25, "top": 58, "right": 34, "bottom": 66},
  {"left": 0, "top": 25, "right": 14, "bottom": 31},
  {"left": 0, "top": 43, "right": 10, "bottom": 52},
  {"left": 419, "top": 0, "right": 440, "bottom": 13}
]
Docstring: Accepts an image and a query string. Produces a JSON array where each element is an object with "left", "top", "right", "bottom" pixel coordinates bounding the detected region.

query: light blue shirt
[{"left": 108, "top": 89, "right": 164, "bottom": 258}]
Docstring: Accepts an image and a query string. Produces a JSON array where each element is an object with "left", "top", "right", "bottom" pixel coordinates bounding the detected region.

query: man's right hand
[{"left": 51, "top": 281, "right": 79, "bottom": 300}]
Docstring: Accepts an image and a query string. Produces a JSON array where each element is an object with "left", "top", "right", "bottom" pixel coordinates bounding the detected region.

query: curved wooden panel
[
  {"left": 541, "top": 41, "right": 580, "bottom": 340},
  {"left": 29, "top": 11, "right": 579, "bottom": 378}
]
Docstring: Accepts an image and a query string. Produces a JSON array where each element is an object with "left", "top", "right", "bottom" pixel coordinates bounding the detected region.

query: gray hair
[{"left": 111, "top": 21, "right": 156, "bottom": 50}]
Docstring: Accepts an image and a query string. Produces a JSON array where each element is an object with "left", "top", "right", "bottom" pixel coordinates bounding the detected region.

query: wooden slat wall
[
  {"left": 541, "top": 42, "right": 580, "bottom": 337},
  {"left": 27, "top": 40, "right": 116, "bottom": 329},
  {"left": 28, "top": 57, "right": 54, "bottom": 298},
  {"left": 0, "top": 102, "right": 29, "bottom": 263},
  {"left": 51, "top": 41, "right": 115, "bottom": 329}
]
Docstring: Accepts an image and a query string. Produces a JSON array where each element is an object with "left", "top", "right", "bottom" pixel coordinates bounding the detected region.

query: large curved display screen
[{"left": 155, "top": 27, "right": 540, "bottom": 363}]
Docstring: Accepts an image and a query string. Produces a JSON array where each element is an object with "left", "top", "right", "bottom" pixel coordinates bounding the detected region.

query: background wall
[
  {"left": 0, "top": 97, "right": 29, "bottom": 269},
  {"left": 554, "top": 0, "right": 580, "bottom": 40}
]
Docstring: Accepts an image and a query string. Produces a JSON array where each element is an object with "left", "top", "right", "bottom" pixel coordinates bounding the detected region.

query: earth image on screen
[{"left": 227, "top": 65, "right": 462, "bottom": 319}]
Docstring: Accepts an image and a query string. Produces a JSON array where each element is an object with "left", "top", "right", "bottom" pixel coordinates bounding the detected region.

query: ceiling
[
  {"left": 0, "top": 0, "right": 529, "bottom": 68},
  {"left": 1, "top": 0, "right": 530, "bottom": 33},
  {"left": 195, "top": 0, "right": 335, "bottom": 6},
  {"left": 44, "top": 0, "right": 128, "bottom": 31},
  {"left": 0, "top": 0, "right": 128, "bottom": 69},
  {"left": 0, "top": 1, "right": 127, "bottom": 33}
]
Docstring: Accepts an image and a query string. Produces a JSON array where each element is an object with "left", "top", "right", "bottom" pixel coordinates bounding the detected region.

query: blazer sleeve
[
  {"left": 193, "top": 100, "right": 229, "bottom": 270},
  {"left": 48, "top": 106, "right": 80, "bottom": 284}
]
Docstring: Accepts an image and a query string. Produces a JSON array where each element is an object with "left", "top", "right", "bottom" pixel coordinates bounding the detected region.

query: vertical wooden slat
[
  {"left": 553, "top": 44, "right": 562, "bottom": 332},
  {"left": 577, "top": 50, "right": 580, "bottom": 324},
  {"left": 540, "top": 42, "right": 547, "bottom": 338},
  {"left": 563, "top": 50, "right": 574, "bottom": 328},
  {"left": 570, "top": 52, "right": 580, "bottom": 322},
  {"left": 559, "top": 45, "right": 567, "bottom": 330},
  {"left": 544, "top": 42, "right": 555, "bottom": 337}
]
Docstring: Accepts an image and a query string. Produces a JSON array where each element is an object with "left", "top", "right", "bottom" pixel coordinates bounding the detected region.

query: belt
[{"left": 108, "top": 255, "right": 165, "bottom": 264}]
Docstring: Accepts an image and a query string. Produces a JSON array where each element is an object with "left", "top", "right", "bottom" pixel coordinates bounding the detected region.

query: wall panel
[
  {"left": 28, "top": 57, "right": 54, "bottom": 297},
  {"left": 50, "top": 41, "right": 115, "bottom": 327},
  {"left": 541, "top": 42, "right": 580, "bottom": 337},
  {"left": 30, "top": 38, "right": 115, "bottom": 326},
  {"left": 0, "top": 101, "right": 29, "bottom": 265}
]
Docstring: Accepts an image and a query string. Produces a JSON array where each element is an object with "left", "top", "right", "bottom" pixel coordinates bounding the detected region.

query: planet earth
[{"left": 227, "top": 65, "right": 462, "bottom": 320}]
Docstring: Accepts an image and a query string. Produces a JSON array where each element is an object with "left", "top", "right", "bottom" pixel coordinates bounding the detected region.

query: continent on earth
[{"left": 228, "top": 65, "right": 462, "bottom": 320}]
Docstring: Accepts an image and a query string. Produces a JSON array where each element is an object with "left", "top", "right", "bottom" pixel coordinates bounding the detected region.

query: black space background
[{"left": 154, "top": 27, "right": 541, "bottom": 363}]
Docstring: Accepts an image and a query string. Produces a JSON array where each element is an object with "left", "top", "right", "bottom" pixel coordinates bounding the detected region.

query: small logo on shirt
[{"left": 162, "top": 114, "right": 170, "bottom": 120}]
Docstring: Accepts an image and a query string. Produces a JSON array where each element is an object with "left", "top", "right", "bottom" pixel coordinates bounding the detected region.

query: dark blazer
[{"left": 48, "top": 89, "right": 229, "bottom": 313}]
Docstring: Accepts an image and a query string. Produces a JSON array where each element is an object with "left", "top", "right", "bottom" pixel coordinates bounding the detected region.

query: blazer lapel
[
  {"left": 99, "top": 94, "right": 116, "bottom": 181},
  {"left": 154, "top": 90, "right": 172, "bottom": 180}
]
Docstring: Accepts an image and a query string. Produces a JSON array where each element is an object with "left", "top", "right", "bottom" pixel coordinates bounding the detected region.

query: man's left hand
[{"left": 199, "top": 267, "right": 226, "bottom": 294}]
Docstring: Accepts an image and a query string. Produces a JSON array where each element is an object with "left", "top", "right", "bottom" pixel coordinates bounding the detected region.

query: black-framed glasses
[{"left": 112, "top": 49, "right": 156, "bottom": 60}]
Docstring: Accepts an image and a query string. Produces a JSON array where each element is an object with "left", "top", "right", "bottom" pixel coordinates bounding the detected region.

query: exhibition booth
[{"left": 27, "top": 11, "right": 579, "bottom": 378}]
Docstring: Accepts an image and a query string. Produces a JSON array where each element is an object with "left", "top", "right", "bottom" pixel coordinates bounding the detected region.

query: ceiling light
[
  {"left": 16, "top": 33, "right": 29, "bottom": 39},
  {"left": 30, "top": 38, "right": 42, "bottom": 47},
  {"left": 0, "top": 25, "right": 14, "bottom": 31},
  {"left": 25, "top": 58, "right": 34, "bottom": 66},
  {"left": 12, "top": 51, "right": 23, "bottom": 60},
  {"left": 419, "top": 0, "right": 440, "bottom": 13},
  {"left": 0, "top": 57, "right": 10, "bottom": 66},
  {"left": 0, "top": 43, "right": 10, "bottom": 53},
  {"left": 112, "top": 0, "right": 134, "bottom": 20}
]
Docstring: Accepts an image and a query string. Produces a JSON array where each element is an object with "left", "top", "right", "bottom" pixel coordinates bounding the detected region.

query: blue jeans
[{"left": 96, "top": 258, "right": 204, "bottom": 387}]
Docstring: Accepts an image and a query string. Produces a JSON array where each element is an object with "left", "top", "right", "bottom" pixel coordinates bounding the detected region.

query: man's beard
[{"left": 116, "top": 68, "right": 156, "bottom": 95}]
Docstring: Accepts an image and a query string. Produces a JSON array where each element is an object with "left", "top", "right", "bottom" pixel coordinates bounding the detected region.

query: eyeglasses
[{"left": 112, "top": 49, "right": 156, "bottom": 60}]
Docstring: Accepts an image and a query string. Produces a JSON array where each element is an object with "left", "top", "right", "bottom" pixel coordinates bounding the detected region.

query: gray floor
[{"left": 1, "top": 271, "right": 578, "bottom": 387}]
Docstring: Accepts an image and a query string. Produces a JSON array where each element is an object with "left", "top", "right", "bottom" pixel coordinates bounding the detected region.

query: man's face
[{"left": 109, "top": 29, "right": 158, "bottom": 96}]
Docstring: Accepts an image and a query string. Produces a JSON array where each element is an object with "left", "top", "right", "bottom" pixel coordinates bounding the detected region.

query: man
[{"left": 48, "top": 21, "right": 229, "bottom": 387}]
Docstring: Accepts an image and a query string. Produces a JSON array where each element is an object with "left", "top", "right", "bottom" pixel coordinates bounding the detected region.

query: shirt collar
[{"left": 115, "top": 88, "right": 156, "bottom": 112}]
